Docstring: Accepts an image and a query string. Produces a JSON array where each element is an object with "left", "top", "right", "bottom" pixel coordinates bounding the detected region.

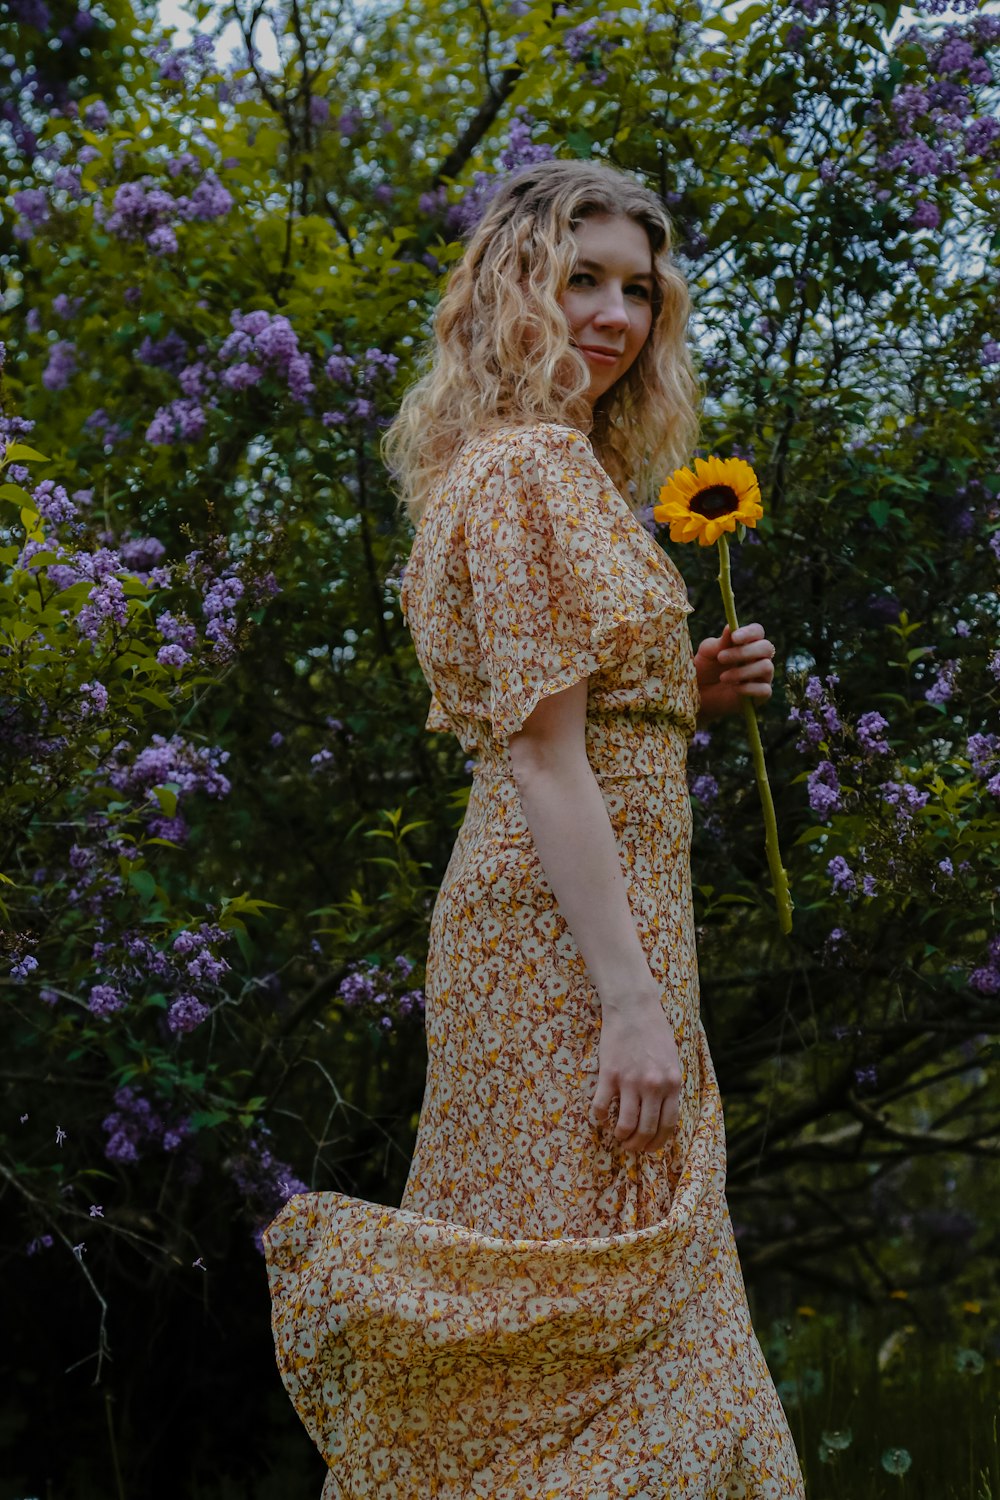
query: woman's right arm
[{"left": 508, "top": 678, "right": 682, "bottom": 1155}]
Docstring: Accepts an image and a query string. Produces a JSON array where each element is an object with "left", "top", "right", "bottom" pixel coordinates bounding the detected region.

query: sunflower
[{"left": 653, "top": 455, "right": 764, "bottom": 546}]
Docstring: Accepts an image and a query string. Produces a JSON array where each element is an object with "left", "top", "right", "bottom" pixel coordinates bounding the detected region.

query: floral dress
[{"left": 263, "top": 422, "right": 807, "bottom": 1499}]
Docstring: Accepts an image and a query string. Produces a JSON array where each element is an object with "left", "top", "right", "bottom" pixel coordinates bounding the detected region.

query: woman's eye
[{"left": 569, "top": 273, "right": 649, "bottom": 298}]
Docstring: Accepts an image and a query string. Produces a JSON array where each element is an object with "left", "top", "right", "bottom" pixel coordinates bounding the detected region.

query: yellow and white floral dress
[{"left": 263, "top": 422, "right": 807, "bottom": 1499}]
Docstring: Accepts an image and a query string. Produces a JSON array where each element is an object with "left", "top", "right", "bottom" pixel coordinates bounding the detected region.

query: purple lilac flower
[
  {"left": 77, "top": 576, "right": 128, "bottom": 641},
  {"left": 10, "top": 954, "right": 38, "bottom": 981},
  {"left": 107, "top": 732, "right": 231, "bottom": 803},
  {"left": 147, "top": 814, "right": 189, "bottom": 843},
  {"left": 910, "top": 200, "right": 941, "bottom": 230},
  {"left": 146, "top": 398, "right": 207, "bottom": 446},
  {"left": 119, "top": 536, "right": 167, "bottom": 572},
  {"left": 167, "top": 993, "right": 211, "bottom": 1034},
  {"left": 563, "top": 15, "right": 599, "bottom": 63},
  {"left": 856, "top": 710, "right": 891, "bottom": 755},
  {"left": 102, "top": 1084, "right": 191, "bottom": 1164},
  {"left": 226, "top": 1131, "right": 309, "bottom": 1252},
  {"left": 690, "top": 774, "right": 719, "bottom": 805},
  {"left": 88, "top": 983, "right": 126, "bottom": 1018},
  {"left": 828, "top": 855, "right": 857, "bottom": 896},
  {"left": 157, "top": 643, "right": 191, "bottom": 668},
  {"left": 880, "top": 780, "right": 930, "bottom": 814},
  {"left": 971, "top": 735, "right": 1000, "bottom": 780},
  {"left": 79, "top": 681, "right": 109, "bottom": 716},
  {"left": 32, "top": 480, "right": 77, "bottom": 526},
  {"left": 807, "top": 760, "right": 842, "bottom": 819},
  {"left": 448, "top": 110, "right": 554, "bottom": 237},
  {"left": 398, "top": 988, "right": 426, "bottom": 1017},
  {"left": 925, "top": 658, "right": 960, "bottom": 705},
  {"left": 339, "top": 969, "right": 377, "bottom": 1006},
  {"left": 156, "top": 611, "right": 198, "bottom": 649},
  {"left": 788, "top": 703, "right": 824, "bottom": 749},
  {"left": 42, "top": 340, "right": 77, "bottom": 391},
  {"left": 137, "top": 330, "right": 190, "bottom": 373}
]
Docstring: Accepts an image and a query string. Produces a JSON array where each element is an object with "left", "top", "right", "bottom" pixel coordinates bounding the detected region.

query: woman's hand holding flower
[{"left": 694, "top": 622, "right": 776, "bottom": 725}]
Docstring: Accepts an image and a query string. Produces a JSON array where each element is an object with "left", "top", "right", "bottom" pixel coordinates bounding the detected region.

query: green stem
[{"left": 716, "top": 533, "right": 794, "bottom": 936}]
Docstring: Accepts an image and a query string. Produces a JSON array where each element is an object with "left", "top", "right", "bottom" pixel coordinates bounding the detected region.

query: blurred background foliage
[{"left": 1, "top": 0, "right": 998, "bottom": 1492}]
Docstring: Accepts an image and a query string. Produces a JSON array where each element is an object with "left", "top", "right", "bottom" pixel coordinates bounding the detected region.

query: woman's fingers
[
  {"left": 721, "top": 657, "right": 775, "bottom": 683},
  {"left": 614, "top": 1088, "right": 676, "bottom": 1153},
  {"left": 649, "top": 1098, "right": 677, "bottom": 1153},
  {"left": 719, "top": 639, "right": 774, "bottom": 665}
]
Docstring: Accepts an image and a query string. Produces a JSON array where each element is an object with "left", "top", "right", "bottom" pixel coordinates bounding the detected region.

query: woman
[{"left": 264, "top": 159, "right": 806, "bottom": 1499}]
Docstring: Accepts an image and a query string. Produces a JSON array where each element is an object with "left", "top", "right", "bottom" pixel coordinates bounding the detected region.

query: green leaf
[
  {"left": 129, "top": 869, "right": 157, "bottom": 903},
  {"left": 867, "top": 499, "right": 892, "bottom": 529},
  {"left": 2, "top": 443, "right": 50, "bottom": 464},
  {"left": 152, "top": 785, "right": 178, "bottom": 818},
  {"left": 187, "top": 1109, "right": 230, "bottom": 1130},
  {"left": 0, "top": 482, "right": 33, "bottom": 505}
]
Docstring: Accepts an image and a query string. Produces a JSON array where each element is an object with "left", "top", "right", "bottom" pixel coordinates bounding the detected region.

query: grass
[{"left": 758, "top": 1298, "right": 1000, "bottom": 1499}]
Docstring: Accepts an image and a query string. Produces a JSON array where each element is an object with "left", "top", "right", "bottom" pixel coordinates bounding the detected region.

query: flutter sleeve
[{"left": 464, "top": 423, "right": 694, "bottom": 749}]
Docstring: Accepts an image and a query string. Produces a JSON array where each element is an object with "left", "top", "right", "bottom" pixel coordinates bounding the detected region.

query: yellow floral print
[{"left": 264, "top": 423, "right": 806, "bottom": 1499}]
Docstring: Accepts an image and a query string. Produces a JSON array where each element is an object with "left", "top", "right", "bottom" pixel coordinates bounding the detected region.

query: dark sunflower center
[{"left": 690, "top": 484, "right": 739, "bottom": 520}]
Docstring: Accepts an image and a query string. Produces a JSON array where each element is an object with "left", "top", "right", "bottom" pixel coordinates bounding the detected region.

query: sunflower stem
[{"left": 716, "top": 533, "right": 794, "bottom": 936}]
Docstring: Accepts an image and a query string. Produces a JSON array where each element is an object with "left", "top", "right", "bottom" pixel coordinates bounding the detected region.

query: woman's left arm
[{"left": 693, "top": 622, "right": 776, "bottom": 726}]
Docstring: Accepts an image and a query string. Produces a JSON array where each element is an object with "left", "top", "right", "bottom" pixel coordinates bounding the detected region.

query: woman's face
[{"left": 557, "top": 213, "right": 655, "bottom": 407}]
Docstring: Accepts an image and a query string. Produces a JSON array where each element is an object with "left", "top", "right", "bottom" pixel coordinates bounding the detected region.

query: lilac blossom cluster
[
  {"left": 336, "top": 954, "right": 425, "bottom": 1031},
  {"left": 224, "top": 1129, "right": 309, "bottom": 1253},
  {"left": 14, "top": 143, "right": 235, "bottom": 252},
  {"left": 152, "top": 31, "right": 216, "bottom": 86},
  {"left": 147, "top": 539, "right": 276, "bottom": 667},
  {"left": 80, "top": 918, "right": 232, "bottom": 1033},
  {"left": 967, "top": 732, "right": 1000, "bottom": 798},
  {"left": 559, "top": 11, "right": 618, "bottom": 85},
  {"left": 969, "top": 935, "right": 1000, "bottom": 996},
  {"left": 105, "top": 733, "right": 231, "bottom": 839},
  {"left": 321, "top": 345, "right": 400, "bottom": 429},
  {"left": 924, "top": 657, "right": 961, "bottom": 705},
  {"left": 686, "top": 729, "right": 725, "bottom": 841},
  {"left": 15, "top": 537, "right": 133, "bottom": 644},
  {"left": 102, "top": 1084, "right": 195, "bottom": 1166},
  {"left": 785, "top": 670, "right": 975, "bottom": 925},
  {"left": 859, "top": 7, "right": 1000, "bottom": 266},
  {"left": 141, "top": 308, "right": 406, "bottom": 444},
  {"left": 447, "top": 107, "right": 555, "bottom": 238}
]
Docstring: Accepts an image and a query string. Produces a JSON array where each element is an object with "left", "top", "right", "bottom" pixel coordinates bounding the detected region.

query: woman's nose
[{"left": 594, "top": 291, "right": 630, "bottom": 326}]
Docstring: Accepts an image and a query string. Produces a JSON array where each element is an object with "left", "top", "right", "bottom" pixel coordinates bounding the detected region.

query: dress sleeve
[{"left": 464, "top": 423, "right": 694, "bottom": 748}]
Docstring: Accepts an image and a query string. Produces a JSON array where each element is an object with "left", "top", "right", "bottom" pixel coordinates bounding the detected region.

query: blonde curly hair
[{"left": 381, "top": 158, "right": 704, "bottom": 526}]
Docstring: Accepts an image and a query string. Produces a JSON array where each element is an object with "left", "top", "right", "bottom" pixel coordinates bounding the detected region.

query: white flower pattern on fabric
[{"left": 263, "top": 421, "right": 806, "bottom": 1498}]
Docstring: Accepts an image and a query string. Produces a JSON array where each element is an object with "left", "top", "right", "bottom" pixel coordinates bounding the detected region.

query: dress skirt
[{"left": 263, "top": 717, "right": 807, "bottom": 1498}]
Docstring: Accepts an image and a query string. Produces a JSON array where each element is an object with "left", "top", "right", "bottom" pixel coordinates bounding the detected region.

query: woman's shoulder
[
  {"left": 450, "top": 422, "right": 603, "bottom": 502},
  {"left": 458, "top": 419, "right": 593, "bottom": 465}
]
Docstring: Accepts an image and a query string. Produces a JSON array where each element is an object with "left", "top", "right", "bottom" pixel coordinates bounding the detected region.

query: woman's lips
[{"left": 580, "top": 347, "right": 620, "bottom": 366}]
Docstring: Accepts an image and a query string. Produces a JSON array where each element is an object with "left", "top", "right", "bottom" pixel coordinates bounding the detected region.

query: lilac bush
[{"left": 1, "top": 11, "right": 998, "bottom": 1481}]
